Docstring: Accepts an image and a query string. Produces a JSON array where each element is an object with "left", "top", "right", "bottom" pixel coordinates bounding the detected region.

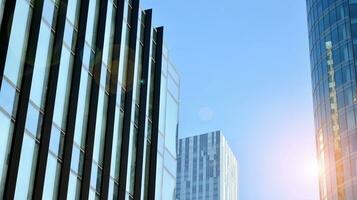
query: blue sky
[{"left": 141, "top": 0, "right": 319, "bottom": 199}]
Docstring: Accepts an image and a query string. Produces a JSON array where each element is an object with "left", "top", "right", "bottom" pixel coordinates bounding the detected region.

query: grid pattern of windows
[
  {"left": 307, "top": 0, "right": 357, "bottom": 199},
  {"left": 0, "top": 0, "right": 179, "bottom": 199},
  {"left": 176, "top": 131, "right": 238, "bottom": 200}
]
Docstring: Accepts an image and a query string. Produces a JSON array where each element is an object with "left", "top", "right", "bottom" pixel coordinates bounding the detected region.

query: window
[
  {"left": 162, "top": 170, "right": 176, "bottom": 200},
  {"left": 67, "top": 0, "right": 80, "bottom": 26},
  {"left": 0, "top": 78, "right": 18, "bottom": 116},
  {"left": 4, "top": 0, "right": 32, "bottom": 87},
  {"left": 0, "top": 111, "right": 13, "bottom": 195},
  {"left": 74, "top": 69, "right": 92, "bottom": 147},
  {"left": 110, "top": 108, "right": 123, "bottom": 179},
  {"left": 25, "top": 103, "right": 43, "bottom": 138},
  {"left": 14, "top": 133, "right": 38, "bottom": 199},
  {"left": 350, "top": 4, "right": 357, "bottom": 19},
  {"left": 93, "top": 87, "right": 108, "bottom": 164},
  {"left": 71, "top": 145, "right": 83, "bottom": 175},
  {"left": 43, "top": 0, "right": 55, "bottom": 26},
  {"left": 67, "top": 172, "right": 80, "bottom": 200},
  {"left": 42, "top": 154, "right": 60, "bottom": 199},
  {"left": 30, "top": 21, "right": 54, "bottom": 108},
  {"left": 352, "top": 24, "right": 357, "bottom": 40},
  {"left": 49, "top": 126, "right": 64, "bottom": 157},
  {"left": 53, "top": 46, "right": 73, "bottom": 129},
  {"left": 165, "top": 94, "right": 179, "bottom": 155}
]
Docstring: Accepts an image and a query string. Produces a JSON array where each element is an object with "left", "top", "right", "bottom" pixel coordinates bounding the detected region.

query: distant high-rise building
[
  {"left": 306, "top": 0, "right": 357, "bottom": 199},
  {"left": 176, "top": 131, "right": 238, "bottom": 200},
  {"left": 0, "top": 0, "right": 179, "bottom": 199}
]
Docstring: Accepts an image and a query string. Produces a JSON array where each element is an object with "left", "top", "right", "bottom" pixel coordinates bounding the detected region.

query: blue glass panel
[
  {"left": 42, "top": 154, "right": 60, "bottom": 199},
  {"left": 0, "top": 79, "right": 17, "bottom": 116},
  {"left": 14, "top": 133, "right": 38, "bottom": 199},
  {"left": 30, "top": 21, "right": 53, "bottom": 108},
  {"left": 4, "top": 0, "right": 32, "bottom": 87},
  {"left": 67, "top": 172, "right": 80, "bottom": 200},
  {"left": 0, "top": 111, "right": 13, "bottom": 195},
  {"left": 25, "top": 103, "right": 42, "bottom": 137},
  {"left": 50, "top": 126, "right": 64, "bottom": 157},
  {"left": 164, "top": 95, "right": 178, "bottom": 155}
]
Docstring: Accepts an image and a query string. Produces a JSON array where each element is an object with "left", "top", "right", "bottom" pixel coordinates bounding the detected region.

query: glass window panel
[
  {"left": 50, "top": 125, "right": 64, "bottom": 157},
  {"left": 126, "top": 125, "right": 137, "bottom": 194},
  {"left": 0, "top": 78, "right": 18, "bottom": 116},
  {"left": 347, "top": 109, "right": 356, "bottom": 130},
  {"left": 89, "top": 188, "right": 97, "bottom": 200},
  {"left": 90, "top": 163, "right": 101, "bottom": 193},
  {"left": 85, "top": 0, "right": 99, "bottom": 47},
  {"left": 167, "top": 77, "right": 179, "bottom": 99},
  {"left": 108, "top": 179, "right": 115, "bottom": 199},
  {"left": 63, "top": 20, "right": 75, "bottom": 48},
  {"left": 155, "top": 154, "right": 163, "bottom": 200},
  {"left": 14, "top": 133, "right": 38, "bottom": 199},
  {"left": 350, "top": 4, "right": 357, "bottom": 19},
  {"left": 42, "top": 154, "right": 60, "bottom": 199},
  {"left": 168, "top": 63, "right": 179, "bottom": 85},
  {"left": 0, "top": 111, "right": 13, "bottom": 195},
  {"left": 110, "top": 108, "right": 123, "bottom": 179},
  {"left": 25, "top": 103, "right": 42, "bottom": 138},
  {"left": 159, "top": 75, "right": 167, "bottom": 132},
  {"left": 67, "top": 0, "right": 80, "bottom": 25},
  {"left": 93, "top": 88, "right": 108, "bottom": 164},
  {"left": 71, "top": 145, "right": 83, "bottom": 175},
  {"left": 30, "top": 21, "right": 54, "bottom": 108},
  {"left": 53, "top": 46, "right": 73, "bottom": 129},
  {"left": 43, "top": 0, "right": 55, "bottom": 25},
  {"left": 4, "top": 0, "right": 32, "bottom": 87},
  {"left": 162, "top": 170, "right": 176, "bottom": 200},
  {"left": 164, "top": 150, "right": 177, "bottom": 176},
  {"left": 164, "top": 95, "right": 178, "bottom": 155},
  {"left": 118, "top": 25, "right": 130, "bottom": 85},
  {"left": 67, "top": 172, "right": 80, "bottom": 200},
  {"left": 352, "top": 24, "right": 357, "bottom": 40},
  {"left": 102, "top": 1, "right": 115, "bottom": 66},
  {"left": 74, "top": 69, "right": 92, "bottom": 147}
]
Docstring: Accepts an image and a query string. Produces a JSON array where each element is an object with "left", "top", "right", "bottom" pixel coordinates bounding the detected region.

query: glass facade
[
  {"left": 306, "top": 0, "right": 357, "bottom": 199},
  {"left": 0, "top": 0, "right": 180, "bottom": 199},
  {"left": 176, "top": 131, "right": 239, "bottom": 200}
]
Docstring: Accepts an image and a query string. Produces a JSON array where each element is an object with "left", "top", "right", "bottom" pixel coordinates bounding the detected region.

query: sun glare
[{"left": 304, "top": 159, "right": 320, "bottom": 180}]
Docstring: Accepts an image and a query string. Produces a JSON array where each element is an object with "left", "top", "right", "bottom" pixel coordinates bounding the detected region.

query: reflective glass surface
[
  {"left": 30, "top": 21, "right": 54, "bottom": 108},
  {"left": 0, "top": 78, "right": 18, "bottom": 116},
  {"left": 165, "top": 94, "right": 178, "bottom": 155},
  {"left": 110, "top": 108, "right": 123, "bottom": 179},
  {"left": 307, "top": 0, "right": 357, "bottom": 198},
  {"left": 85, "top": 0, "right": 99, "bottom": 47},
  {"left": 42, "top": 154, "right": 60, "bottom": 199},
  {"left": 74, "top": 69, "right": 92, "bottom": 146},
  {"left": 4, "top": 0, "right": 32, "bottom": 87},
  {"left": 93, "top": 88, "right": 108, "bottom": 164},
  {"left": 25, "top": 103, "right": 42, "bottom": 138},
  {"left": 67, "top": 172, "right": 80, "bottom": 200},
  {"left": 14, "top": 133, "right": 38, "bottom": 199},
  {"left": 49, "top": 126, "right": 64, "bottom": 157},
  {"left": 162, "top": 170, "right": 176, "bottom": 200},
  {"left": 53, "top": 46, "right": 73, "bottom": 129},
  {"left": 0, "top": 111, "right": 13, "bottom": 195}
]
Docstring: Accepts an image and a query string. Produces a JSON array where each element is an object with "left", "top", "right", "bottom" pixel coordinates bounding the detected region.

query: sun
[{"left": 304, "top": 158, "right": 320, "bottom": 179}]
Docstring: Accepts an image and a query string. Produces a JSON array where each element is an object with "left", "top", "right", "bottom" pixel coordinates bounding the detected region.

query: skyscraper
[
  {"left": 306, "top": 0, "right": 357, "bottom": 199},
  {"left": 0, "top": 0, "right": 179, "bottom": 199},
  {"left": 176, "top": 131, "right": 239, "bottom": 200}
]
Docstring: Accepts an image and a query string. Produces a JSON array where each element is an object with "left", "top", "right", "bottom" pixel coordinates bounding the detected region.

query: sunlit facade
[
  {"left": 176, "top": 131, "right": 239, "bottom": 200},
  {"left": 307, "top": 0, "right": 357, "bottom": 199},
  {"left": 0, "top": 0, "right": 179, "bottom": 199}
]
